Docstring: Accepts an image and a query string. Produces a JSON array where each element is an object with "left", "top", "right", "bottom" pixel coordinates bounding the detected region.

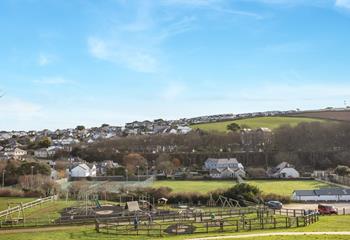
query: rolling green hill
[{"left": 191, "top": 116, "right": 329, "bottom": 132}]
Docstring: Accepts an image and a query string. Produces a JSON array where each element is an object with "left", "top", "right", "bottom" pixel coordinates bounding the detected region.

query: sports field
[
  {"left": 152, "top": 180, "right": 331, "bottom": 196},
  {"left": 191, "top": 116, "right": 328, "bottom": 132}
]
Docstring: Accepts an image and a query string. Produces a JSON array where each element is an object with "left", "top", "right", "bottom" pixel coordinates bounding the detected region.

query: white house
[
  {"left": 34, "top": 148, "right": 49, "bottom": 158},
  {"left": 268, "top": 162, "right": 300, "bottom": 178},
  {"left": 292, "top": 188, "right": 350, "bottom": 202},
  {"left": 205, "top": 158, "right": 245, "bottom": 179},
  {"left": 70, "top": 163, "right": 97, "bottom": 177},
  {"left": 5, "top": 148, "right": 27, "bottom": 160},
  {"left": 205, "top": 158, "right": 244, "bottom": 170}
]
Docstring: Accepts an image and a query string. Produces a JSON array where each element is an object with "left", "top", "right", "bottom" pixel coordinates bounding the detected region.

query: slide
[{"left": 95, "top": 200, "right": 102, "bottom": 209}]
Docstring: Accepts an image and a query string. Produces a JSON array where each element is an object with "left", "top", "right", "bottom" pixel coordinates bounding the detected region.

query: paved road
[{"left": 186, "top": 232, "right": 350, "bottom": 240}]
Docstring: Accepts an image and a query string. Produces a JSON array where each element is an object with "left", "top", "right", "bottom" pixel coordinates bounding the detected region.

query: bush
[{"left": 0, "top": 188, "right": 24, "bottom": 197}]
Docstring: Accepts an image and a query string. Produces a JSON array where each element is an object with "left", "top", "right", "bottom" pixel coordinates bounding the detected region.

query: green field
[
  {"left": 152, "top": 180, "right": 331, "bottom": 196},
  {"left": 191, "top": 116, "right": 328, "bottom": 132},
  {"left": 0, "top": 197, "right": 36, "bottom": 211},
  {"left": 0, "top": 215, "right": 349, "bottom": 240}
]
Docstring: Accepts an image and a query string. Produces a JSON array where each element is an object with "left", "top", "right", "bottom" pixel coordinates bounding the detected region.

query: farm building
[{"left": 292, "top": 188, "right": 350, "bottom": 202}]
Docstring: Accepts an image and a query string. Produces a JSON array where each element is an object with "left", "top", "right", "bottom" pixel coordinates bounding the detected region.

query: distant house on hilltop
[{"left": 204, "top": 158, "right": 245, "bottom": 179}]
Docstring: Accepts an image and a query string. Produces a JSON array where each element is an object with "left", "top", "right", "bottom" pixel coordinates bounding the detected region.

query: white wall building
[{"left": 70, "top": 164, "right": 96, "bottom": 177}]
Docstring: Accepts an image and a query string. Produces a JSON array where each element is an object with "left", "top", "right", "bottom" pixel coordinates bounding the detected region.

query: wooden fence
[
  {"left": 95, "top": 212, "right": 319, "bottom": 237},
  {"left": 0, "top": 195, "right": 57, "bottom": 219}
]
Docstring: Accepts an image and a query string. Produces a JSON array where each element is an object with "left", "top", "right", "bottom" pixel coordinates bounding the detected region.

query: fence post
[
  {"left": 274, "top": 218, "right": 276, "bottom": 229},
  {"left": 293, "top": 210, "right": 296, "bottom": 217},
  {"left": 206, "top": 222, "right": 209, "bottom": 233},
  {"left": 285, "top": 217, "right": 288, "bottom": 228},
  {"left": 344, "top": 208, "right": 346, "bottom": 215},
  {"left": 95, "top": 219, "right": 100, "bottom": 233},
  {"left": 249, "top": 219, "right": 252, "bottom": 231},
  {"left": 296, "top": 217, "right": 299, "bottom": 227},
  {"left": 236, "top": 220, "right": 239, "bottom": 232}
]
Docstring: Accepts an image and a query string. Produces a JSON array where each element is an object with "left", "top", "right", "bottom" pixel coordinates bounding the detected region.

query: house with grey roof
[
  {"left": 292, "top": 188, "right": 350, "bottom": 201},
  {"left": 205, "top": 158, "right": 245, "bottom": 179}
]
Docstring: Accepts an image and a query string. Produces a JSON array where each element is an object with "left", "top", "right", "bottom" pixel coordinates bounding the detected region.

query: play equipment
[
  {"left": 207, "top": 195, "right": 241, "bottom": 208},
  {"left": 4, "top": 202, "right": 25, "bottom": 224},
  {"left": 95, "top": 200, "right": 102, "bottom": 209}
]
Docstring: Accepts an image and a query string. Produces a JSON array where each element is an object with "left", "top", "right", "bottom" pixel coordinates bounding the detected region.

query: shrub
[{"left": 0, "top": 188, "right": 24, "bottom": 197}]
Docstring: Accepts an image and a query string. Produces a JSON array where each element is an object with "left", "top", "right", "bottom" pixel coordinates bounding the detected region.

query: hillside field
[
  {"left": 191, "top": 116, "right": 329, "bottom": 132},
  {"left": 152, "top": 180, "right": 331, "bottom": 196},
  {"left": 292, "top": 110, "right": 350, "bottom": 121}
]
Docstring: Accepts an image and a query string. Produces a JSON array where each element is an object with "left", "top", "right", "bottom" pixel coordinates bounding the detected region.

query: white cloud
[
  {"left": 34, "top": 76, "right": 70, "bottom": 85},
  {"left": 161, "top": 82, "right": 187, "bottom": 100},
  {"left": 335, "top": 0, "right": 350, "bottom": 9},
  {"left": 0, "top": 98, "right": 42, "bottom": 119},
  {"left": 38, "top": 53, "right": 55, "bottom": 66},
  {"left": 164, "top": 0, "right": 262, "bottom": 18},
  {"left": 88, "top": 37, "right": 158, "bottom": 73}
]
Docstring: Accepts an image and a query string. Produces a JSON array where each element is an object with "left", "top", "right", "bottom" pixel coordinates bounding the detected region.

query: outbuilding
[{"left": 292, "top": 188, "right": 350, "bottom": 202}]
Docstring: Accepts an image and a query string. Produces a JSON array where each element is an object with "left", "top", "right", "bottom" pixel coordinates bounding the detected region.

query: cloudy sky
[{"left": 1, "top": 0, "right": 350, "bottom": 130}]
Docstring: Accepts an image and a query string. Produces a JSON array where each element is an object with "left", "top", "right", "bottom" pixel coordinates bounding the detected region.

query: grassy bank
[{"left": 191, "top": 116, "right": 328, "bottom": 132}]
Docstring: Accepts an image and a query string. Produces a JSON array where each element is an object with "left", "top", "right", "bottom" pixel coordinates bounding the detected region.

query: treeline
[{"left": 73, "top": 121, "right": 350, "bottom": 171}]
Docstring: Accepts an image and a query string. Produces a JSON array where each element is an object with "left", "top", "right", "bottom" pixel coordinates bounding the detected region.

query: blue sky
[{"left": 1, "top": 0, "right": 350, "bottom": 130}]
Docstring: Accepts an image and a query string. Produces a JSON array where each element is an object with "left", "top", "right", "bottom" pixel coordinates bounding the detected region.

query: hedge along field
[
  {"left": 152, "top": 180, "right": 331, "bottom": 196},
  {"left": 191, "top": 116, "right": 329, "bottom": 132}
]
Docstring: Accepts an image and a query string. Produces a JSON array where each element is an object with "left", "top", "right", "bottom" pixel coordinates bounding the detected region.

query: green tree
[
  {"left": 76, "top": 125, "right": 85, "bottom": 131},
  {"left": 38, "top": 137, "right": 51, "bottom": 148},
  {"left": 334, "top": 165, "right": 350, "bottom": 176},
  {"left": 227, "top": 122, "right": 241, "bottom": 132}
]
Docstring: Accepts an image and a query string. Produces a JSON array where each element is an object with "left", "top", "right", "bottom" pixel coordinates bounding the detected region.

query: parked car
[
  {"left": 304, "top": 209, "right": 319, "bottom": 215},
  {"left": 266, "top": 201, "right": 283, "bottom": 210},
  {"left": 318, "top": 204, "right": 338, "bottom": 215}
]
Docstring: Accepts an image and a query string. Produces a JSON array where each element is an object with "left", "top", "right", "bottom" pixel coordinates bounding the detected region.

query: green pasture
[
  {"left": 152, "top": 180, "right": 331, "bottom": 196},
  {"left": 0, "top": 197, "right": 36, "bottom": 211},
  {"left": 191, "top": 116, "right": 328, "bottom": 132}
]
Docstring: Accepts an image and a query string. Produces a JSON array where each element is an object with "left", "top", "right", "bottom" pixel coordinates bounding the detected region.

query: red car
[{"left": 318, "top": 204, "right": 338, "bottom": 215}]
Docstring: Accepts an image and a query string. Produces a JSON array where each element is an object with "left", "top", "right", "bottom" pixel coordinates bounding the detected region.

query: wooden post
[
  {"left": 274, "top": 218, "right": 276, "bottom": 229},
  {"left": 236, "top": 220, "right": 239, "bottom": 232},
  {"left": 206, "top": 222, "right": 209, "bottom": 233},
  {"left": 285, "top": 217, "right": 288, "bottom": 228},
  {"left": 249, "top": 219, "right": 252, "bottom": 231},
  {"left": 296, "top": 217, "right": 299, "bottom": 227}
]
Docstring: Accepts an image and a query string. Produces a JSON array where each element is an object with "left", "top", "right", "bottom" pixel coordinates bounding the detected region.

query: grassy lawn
[
  {"left": 191, "top": 116, "right": 328, "bottom": 132},
  {"left": 0, "top": 197, "right": 36, "bottom": 211},
  {"left": 0, "top": 197, "right": 76, "bottom": 225},
  {"left": 225, "top": 236, "right": 350, "bottom": 240},
  {"left": 152, "top": 180, "right": 235, "bottom": 194},
  {"left": 247, "top": 180, "right": 331, "bottom": 196},
  {"left": 152, "top": 180, "right": 331, "bottom": 196}
]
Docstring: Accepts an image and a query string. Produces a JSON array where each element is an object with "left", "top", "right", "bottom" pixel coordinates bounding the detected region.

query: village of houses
[{"left": 1, "top": 110, "right": 350, "bottom": 204}]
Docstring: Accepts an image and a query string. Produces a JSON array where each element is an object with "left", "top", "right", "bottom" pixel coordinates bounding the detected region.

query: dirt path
[{"left": 186, "top": 232, "right": 350, "bottom": 240}]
